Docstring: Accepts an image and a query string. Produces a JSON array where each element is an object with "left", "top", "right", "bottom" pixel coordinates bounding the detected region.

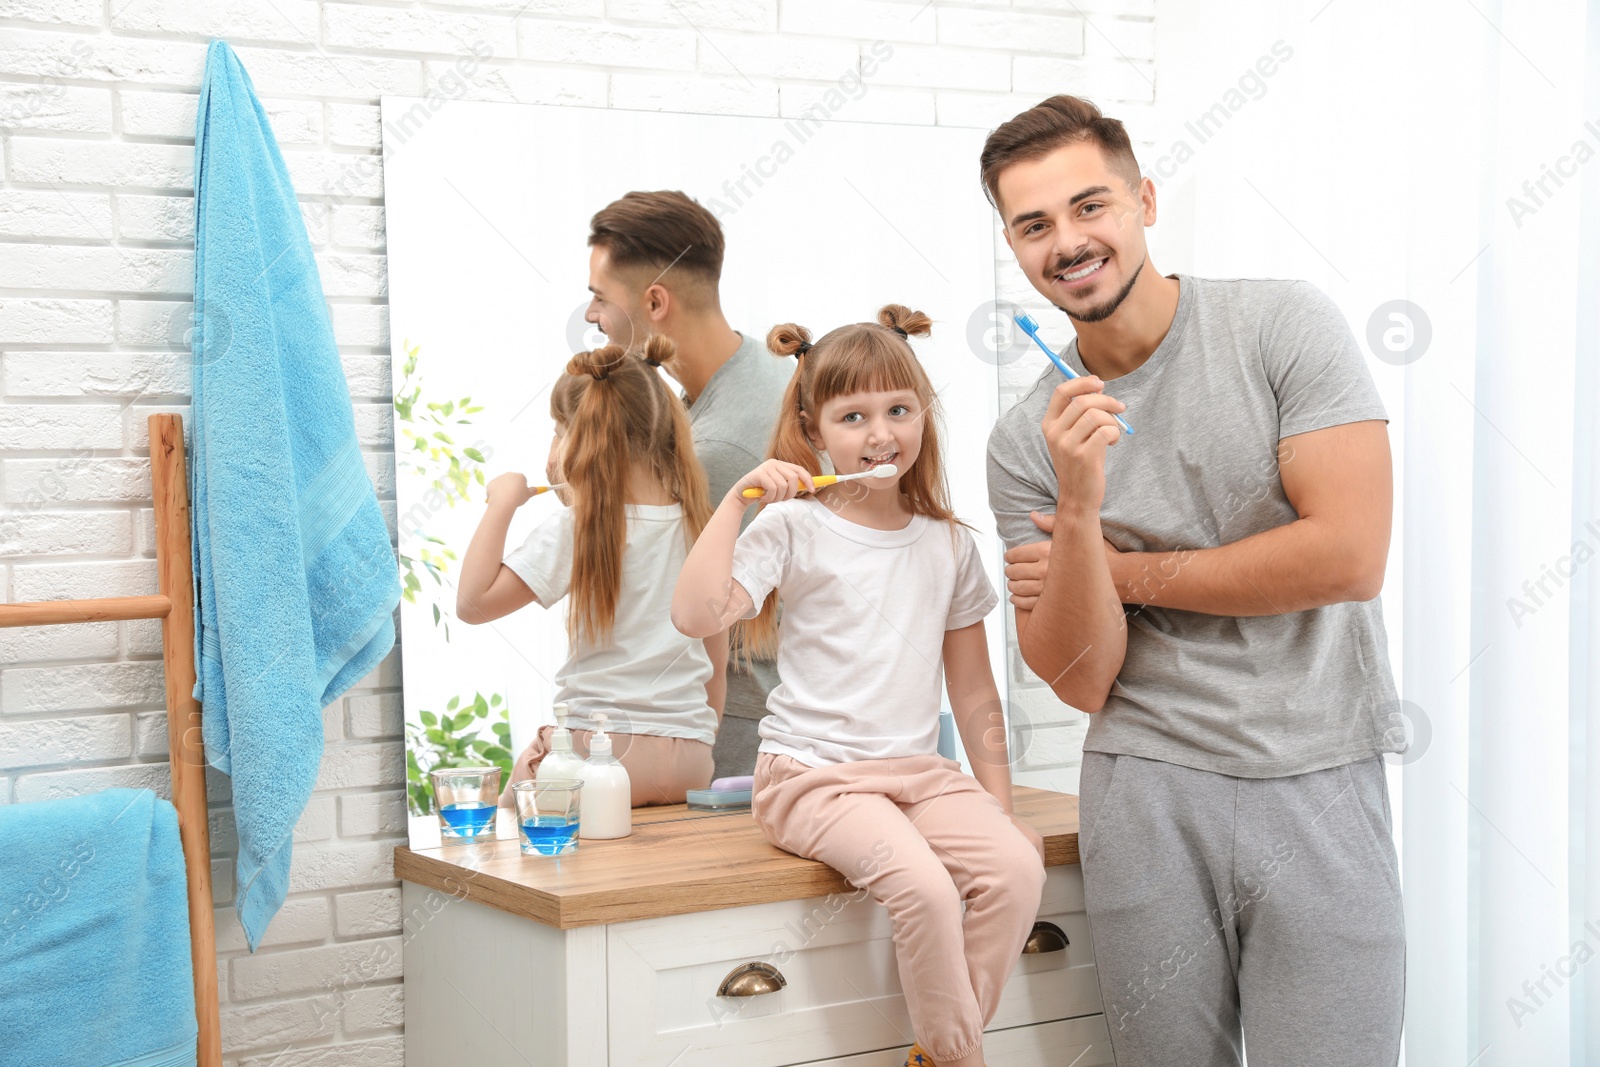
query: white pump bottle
[
  {"left": 577, "top": 713, "right": 631, "bottom": 839},
  {"left": 535, "top": 702, "right": 586, "bottom": 785}
]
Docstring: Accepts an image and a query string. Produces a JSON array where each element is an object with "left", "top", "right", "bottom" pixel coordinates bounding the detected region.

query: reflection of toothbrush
[
  {"left": 1013, "top": 312, "right": 1133, "bottom": 435},
  {"left": 742, "top": 464, "right": 899, "bottom": 498}
]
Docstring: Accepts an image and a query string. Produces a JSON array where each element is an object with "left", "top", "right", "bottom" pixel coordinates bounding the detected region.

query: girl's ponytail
[
  {"left": 644, "top": 334, "right": 713, "bottom": 541},
  {"left": 732, "top": 324, "right": 816, "bottom": 664},
  {"left": 641, "top": 332, "right": 674, "bottom": 368},
  {"left": 876, "top": 303, "right": 932, "bottom": 339},
  {"left": 763, "top": 322, "right": 820, "bottom": 475},
  {"left": 561, "top": 345, "right": 631, "bottom": 647},
  {"left": 554, "top": 337, "right": 711, "bottom": 648}
]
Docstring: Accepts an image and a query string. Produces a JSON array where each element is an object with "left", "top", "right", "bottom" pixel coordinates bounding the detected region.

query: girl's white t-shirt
[
  {"left": 730, "top": 497, "right": 999, "bottom": 767},
  {"left": 503, "top": 503, "right": 717, "bottom": 745}
]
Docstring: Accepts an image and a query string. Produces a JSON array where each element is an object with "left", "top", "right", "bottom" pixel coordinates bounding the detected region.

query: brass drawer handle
[
  {"left": 1023, "top": 920, "right": 1068, "bottom": 954},
  {"left": 718, "top": 961, "right": 787, "bottom": 997}
]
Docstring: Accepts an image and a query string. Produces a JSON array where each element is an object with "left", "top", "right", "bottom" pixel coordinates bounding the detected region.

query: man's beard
[{"left": 1056, "top": 253, "right": 1146, "bottom": 324}]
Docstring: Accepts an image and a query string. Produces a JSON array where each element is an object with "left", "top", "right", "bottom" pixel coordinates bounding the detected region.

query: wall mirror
[{"left": 382, "top": 98, "right": 1004, "bottom": 847}]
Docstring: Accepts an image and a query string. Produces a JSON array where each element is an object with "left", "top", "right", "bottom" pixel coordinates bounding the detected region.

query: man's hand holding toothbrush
[{"left": 1009, "top": 375, "right": 1131, "bottom": 713}]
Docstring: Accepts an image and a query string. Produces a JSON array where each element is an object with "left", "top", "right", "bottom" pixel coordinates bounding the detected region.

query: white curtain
[{"left": 1148, "top": 1, "right": 1600, "bottom": 1062}]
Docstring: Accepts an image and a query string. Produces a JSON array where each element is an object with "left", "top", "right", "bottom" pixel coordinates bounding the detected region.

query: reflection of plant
[
  {"left": 393, "top": 339, "right": 490, "bottom": 640},
  {"left": 405, "top": 691, "right": 514, "bottom": 816}
]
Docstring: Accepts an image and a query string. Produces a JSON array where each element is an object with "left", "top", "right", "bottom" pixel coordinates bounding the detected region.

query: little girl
[
  {"left": 457, "top": 335, "right": 726, "bottom": 807},
  {"left": 672, "top": 305, "right": 1046, "bottom": 1067}
]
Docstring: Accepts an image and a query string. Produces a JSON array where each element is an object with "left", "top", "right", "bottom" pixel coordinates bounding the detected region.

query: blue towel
[
  {"left": 190, "top": 39, "right": 399, "bottom": 951},
  {"left": 0, "top": 789, "right": 197, "bottom": 1067}
]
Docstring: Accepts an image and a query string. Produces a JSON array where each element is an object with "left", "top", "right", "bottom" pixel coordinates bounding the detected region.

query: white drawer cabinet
[
  {"left": 403, "top": 864, "right": 1108, "bottom": 1067},
  {"left": 790, "top": 1017, "right": 1115, "bottom": 1066}
]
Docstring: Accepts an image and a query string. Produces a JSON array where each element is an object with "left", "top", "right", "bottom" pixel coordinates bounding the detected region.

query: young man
[
  {"left": 584, "top": 191, "right": 790, "bottom": 780},
  {"left": 982, "top": 95, "right": 1406, "bottom": 1065}
]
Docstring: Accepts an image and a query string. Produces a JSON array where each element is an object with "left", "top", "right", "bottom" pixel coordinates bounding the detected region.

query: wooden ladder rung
[{"left": 0, "top": 594, "right": 172, "bottom": 628}]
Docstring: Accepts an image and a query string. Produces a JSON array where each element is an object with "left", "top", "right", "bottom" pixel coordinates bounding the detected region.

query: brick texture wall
[{"left": 0, "top": 1, "right": 1153, "bottom": 1062}]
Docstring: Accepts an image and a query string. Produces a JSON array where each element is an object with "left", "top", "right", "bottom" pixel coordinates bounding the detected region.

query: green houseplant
[
  {"left": 406, "top": 690, "right": 515, "bottom": 816},
  {"left": 393, "top": 339, "right": 492, "bottom": 641}
]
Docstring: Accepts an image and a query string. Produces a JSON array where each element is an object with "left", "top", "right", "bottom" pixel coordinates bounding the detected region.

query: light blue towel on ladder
[
  {"left": 0, "top": 790, "right": 198, "bottom": 1067},
  {"left": 190, "top": 39, "right": 400, "bottom": 951}
]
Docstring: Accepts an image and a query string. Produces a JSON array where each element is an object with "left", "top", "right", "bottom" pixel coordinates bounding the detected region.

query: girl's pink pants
[{"left": 753, "top": 751, "right": 1046, "bottom": 1067}]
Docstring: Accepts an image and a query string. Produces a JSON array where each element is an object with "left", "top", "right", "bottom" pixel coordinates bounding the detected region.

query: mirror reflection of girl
[
  {"left": 671, "top": 306, "right": 1046, "bottom": 1067},
  {"left": 456, "top": 335, "right": 725, "bottom": 808}
]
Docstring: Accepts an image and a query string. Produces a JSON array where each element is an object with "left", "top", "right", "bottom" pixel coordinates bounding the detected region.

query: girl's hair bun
[
  {"left": 877, "top": 303, "right": 933, "bottom": 339},
  {"left": 766, "top": 322, "right": 813, "bottom": 358},
  {"left": 567, "top": 344, "right": 627, "bottom": 381},
  {"left": 641, "top": 333, "right": 676, "bottom": 367}
]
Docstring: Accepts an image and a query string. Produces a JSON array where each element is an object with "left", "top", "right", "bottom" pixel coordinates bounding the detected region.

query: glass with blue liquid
[
  {"left": 512, "top": 779, "right": 583, "bottom": 856},
  {"left": 430, "top": 766, "right": 502, "bottom": 842}
]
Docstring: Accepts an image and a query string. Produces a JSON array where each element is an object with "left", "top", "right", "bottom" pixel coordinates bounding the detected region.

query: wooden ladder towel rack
[{"left": 0, "top": 413, "right": 222, "bottom": 1067}]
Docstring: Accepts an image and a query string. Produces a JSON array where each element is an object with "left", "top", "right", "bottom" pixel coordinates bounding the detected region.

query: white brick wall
[{"left": 0, "top": 1, "right": 1152, "bottom": 1062}]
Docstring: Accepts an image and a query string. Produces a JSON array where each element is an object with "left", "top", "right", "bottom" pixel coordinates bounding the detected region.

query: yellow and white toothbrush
[{"left": 741, "top": 464, "right": 899, "bottom": 499}]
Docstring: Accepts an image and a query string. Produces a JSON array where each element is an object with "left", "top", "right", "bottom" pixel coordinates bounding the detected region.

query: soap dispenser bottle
[
  {"left": 577, "top": 713, "right": 631, "bottom": 839},
  {"left": 535, "top": 703, "right": 586, "bottom": 785}
]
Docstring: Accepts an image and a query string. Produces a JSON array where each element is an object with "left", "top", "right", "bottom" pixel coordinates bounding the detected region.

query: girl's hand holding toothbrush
[
  {"left": 486, "top": 471, "right": 536, "bottom": 510},
  {"left": 729, "top": 460, "right": 817, "bottom": 507},
  {"left": 674, "top": 460, "right": 806, "bottom": 638}
]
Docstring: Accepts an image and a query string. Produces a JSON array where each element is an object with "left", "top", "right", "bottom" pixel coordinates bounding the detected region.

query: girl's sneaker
[{"left": 904, "top": 1043, "right": 936, "bottom": 1067}]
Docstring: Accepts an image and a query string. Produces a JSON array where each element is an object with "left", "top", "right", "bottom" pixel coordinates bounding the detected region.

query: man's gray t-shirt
[
  {"left": 684, "top": 331, "right": 794, "bottom": 518},
  {"left": 986, "top": 273, "right": 1402, "bottom": 778},
  {"left": 683, "top": 330, "right": 793, "bottom": 720}
]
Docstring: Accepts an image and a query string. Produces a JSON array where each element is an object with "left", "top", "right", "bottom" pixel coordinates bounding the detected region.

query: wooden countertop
[{"left": 393, "top": 785, "right": 1079, "bottom": 929}]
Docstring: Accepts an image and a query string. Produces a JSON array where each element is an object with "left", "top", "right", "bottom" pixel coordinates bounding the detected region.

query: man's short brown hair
[
  {"left": 587, "top": 190, "right": 725, "bottom": 293},
  {"left": 979, "top": 95, "right": 1142, "bottom": 214}
]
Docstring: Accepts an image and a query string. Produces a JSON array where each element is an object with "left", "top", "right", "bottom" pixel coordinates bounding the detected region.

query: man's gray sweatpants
[{"left": 1078, "top": 752, "right": 1406, "bottom": 1067}]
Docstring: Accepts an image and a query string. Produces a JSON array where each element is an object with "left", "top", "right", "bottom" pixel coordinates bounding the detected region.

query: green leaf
[
  {"left": 464, "top": 447, "right": 486, "bottom": 463},
  {"left": 419, "top": 710, "right": 438, "bottom": 728},
  {"left": 447, "top": 695, "right": 460, "bottom": 711}
]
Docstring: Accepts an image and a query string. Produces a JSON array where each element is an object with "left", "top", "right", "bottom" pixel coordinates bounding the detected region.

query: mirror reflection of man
[
  {"left": 584, "top": 191, "right": 790, "bottom": 781},
  {"left": 982, "top": 96, "right": 1406, "bottom": 1065}
]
